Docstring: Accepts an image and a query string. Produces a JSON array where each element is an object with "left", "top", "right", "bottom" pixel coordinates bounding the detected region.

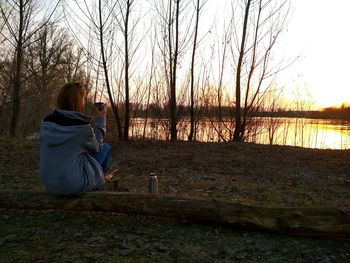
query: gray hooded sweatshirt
[{"left": 40, "top": 109, "right": 106, "bottom": 195}]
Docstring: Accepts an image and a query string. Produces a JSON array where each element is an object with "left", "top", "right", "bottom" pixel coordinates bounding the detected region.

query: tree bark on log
[{"left": 0, "top": 190, "right": 349, "bottom": 237}]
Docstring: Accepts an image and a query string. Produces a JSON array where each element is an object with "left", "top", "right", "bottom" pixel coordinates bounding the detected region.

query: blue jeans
[{"left": 91, "top": 143, "right": 111, "bottom": 172}]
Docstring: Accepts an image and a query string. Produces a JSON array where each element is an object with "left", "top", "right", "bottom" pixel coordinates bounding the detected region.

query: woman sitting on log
[{"left": 39, "top": 82, "right": 111, "bottom": 195}]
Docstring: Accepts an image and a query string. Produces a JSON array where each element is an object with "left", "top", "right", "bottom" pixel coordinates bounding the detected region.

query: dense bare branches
[
  {"left": 0, "top": 0, "right": 61, "bottom": 136},
  {"left": 231, "top": 0, "right": 291, "bottom": 141},
  {"left": 64, "top": 0, "right": 146, "bottom": 141},
  {"left": 155, "top": 0, "right": 197, "bottom": 141},
  {"left": 0, "top": 0, "right": 292, "bottom": 142}
]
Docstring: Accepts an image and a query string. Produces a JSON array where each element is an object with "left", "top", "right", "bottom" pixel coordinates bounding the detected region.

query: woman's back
[{"left": 40, "top": 109, "right": 105, "bottom": 195}]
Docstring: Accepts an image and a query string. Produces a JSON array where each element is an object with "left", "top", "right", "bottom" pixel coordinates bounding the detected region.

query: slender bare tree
[
  {"left": 188, "top": 0, "right": 202, "bottom": 141},
  {"left": 97, "top": 0, "right": 123, "bottom": 140},
  {"left": 122, "top": 0, "right": 132, "bottom": 141},
  {"left": 142, "top": 27, "right": 157, "bottom": 140},
  {"left": 232, "top": 0, "right": 251, "bottom": 141},
  {"left": 156, "top": 0, "right": 193, "bottom": 141},
  {"left": 170, "top": 0, "right": 180, "bottom": 141},
  {"left": 114, "top": 0, "right": 138, "bottom": 141},
  {"left": 230, "top": 0, "right": 290, "bottom": 141}
]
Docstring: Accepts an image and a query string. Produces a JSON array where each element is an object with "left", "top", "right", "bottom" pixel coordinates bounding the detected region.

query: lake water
[{"left": 128, "top": 117, "right": 350, "bottom": 150}]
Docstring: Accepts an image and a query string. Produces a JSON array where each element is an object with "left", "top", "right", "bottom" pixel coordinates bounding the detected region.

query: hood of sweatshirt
[{"left": 41, "top": 109, "right": 92, "bottom": 147}]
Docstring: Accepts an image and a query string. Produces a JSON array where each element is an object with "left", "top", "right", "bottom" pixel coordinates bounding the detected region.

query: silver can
[{"left": 148, "top": 173, "right": 158, "bottom": 194}]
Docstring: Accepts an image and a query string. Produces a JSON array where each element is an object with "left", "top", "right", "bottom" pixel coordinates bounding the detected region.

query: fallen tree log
[{"left": 0, "top": 190, "right": 349, "bottom": 237}]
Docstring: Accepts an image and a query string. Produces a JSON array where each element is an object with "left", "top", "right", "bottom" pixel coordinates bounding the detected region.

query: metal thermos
[{"left": 148, "top": 173, "right": 158, "bottom": 194}]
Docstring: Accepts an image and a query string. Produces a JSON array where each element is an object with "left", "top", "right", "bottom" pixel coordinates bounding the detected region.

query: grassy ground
[{"left": 0, "top": 137, "right": 350, "bottom": 262}]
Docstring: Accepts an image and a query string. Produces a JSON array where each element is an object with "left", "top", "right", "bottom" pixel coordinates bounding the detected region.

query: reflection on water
[
  {"left": 252, "top": 118, "right": 350, "bottom": 149},
  {"left": 129, "top": 117, "right": 350, "bottom": 150}
]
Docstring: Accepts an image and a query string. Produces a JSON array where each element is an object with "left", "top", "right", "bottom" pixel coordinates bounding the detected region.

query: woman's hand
[{"left": 95, "top": 103, "right": 107, "bottom": 117}]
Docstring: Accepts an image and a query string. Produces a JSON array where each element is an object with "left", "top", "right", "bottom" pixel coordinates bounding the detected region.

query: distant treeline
[
  {"left": 130, "top": 104, "right": 350, "bottom": 120},
  {"left": 257, "top": 108, "right": 350, "bottom": 120}
]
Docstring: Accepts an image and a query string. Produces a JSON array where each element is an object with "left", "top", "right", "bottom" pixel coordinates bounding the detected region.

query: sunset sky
[
  {"left": 64, "top": 0, "right": 350, "bottom": 110},
  {"left": 202, "top": 0, "right": 350, "bottom": 109},
  {"left": 278, "top": 0, "right": 350, "bottom": 109}
]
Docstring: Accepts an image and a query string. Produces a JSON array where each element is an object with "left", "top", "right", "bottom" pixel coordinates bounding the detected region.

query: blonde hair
[{"left": 57, "top": 82, "right": 86, "bottom": 112}]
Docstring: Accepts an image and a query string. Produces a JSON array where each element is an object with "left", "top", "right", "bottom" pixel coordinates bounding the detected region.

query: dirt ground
[
  {"left": 111, "top": 140, "right": 350, "bottom": 208},
  {"left": 0, "top": 137, "right": 350, "bottom": 262},
  {"left": 2, "top": 137, "right": 349, "bottom": 207}
]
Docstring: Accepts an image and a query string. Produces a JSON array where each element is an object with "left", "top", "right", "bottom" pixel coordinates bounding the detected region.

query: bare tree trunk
[
  {"left": 142, "top": 32, "right": 156, "bottom": 140},
  {"left": 123, "top": 0, "right": 131, "bottom": 141},
  {"left": 98, "top": 0, "right": 123, "bottom": 140},
  {"left": 233, "top": 0, "right": 251, "bottom": 142},
  {"left": 217, "top": 30, "right": 229, "bottom": 142},
  {"left": 10, "top": 0, "right": 24, "bottom": 137},
  {"left": 169, "top": 0, "right": 180, "bottom": 142},
  {"left": 241, "top": 0, "right": 262, "bottom": 138},
  {"left": 188, "top": 0, "right": 200, "bottom": 141},
  {"left": 157, "top": 0, "right": 191, "bottom": 141},
  {"left": 231, "top": 0, "right": 290, "bottom": 142}
]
